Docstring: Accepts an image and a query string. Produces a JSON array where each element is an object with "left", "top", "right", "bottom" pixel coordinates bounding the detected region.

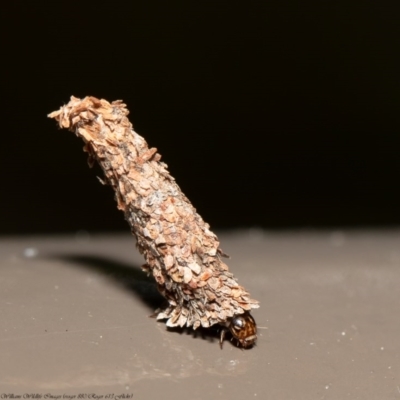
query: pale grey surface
[{"left": 0, "top": 231, "right": 399, "bottom": 399}]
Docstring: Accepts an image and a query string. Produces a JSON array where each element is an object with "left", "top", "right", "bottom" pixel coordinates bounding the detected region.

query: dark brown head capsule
[{"left": 220, "top": 312, "right": 257, "bottom": 349}]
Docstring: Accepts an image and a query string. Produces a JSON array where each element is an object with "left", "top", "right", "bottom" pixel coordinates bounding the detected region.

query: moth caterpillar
[{"left": 49, "top": 96, "right": 259, "bottom": 348}]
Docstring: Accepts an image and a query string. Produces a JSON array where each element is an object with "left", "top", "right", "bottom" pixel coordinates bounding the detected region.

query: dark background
[{"left": 1, "top": 1, "right": 399, "bottom": 235}]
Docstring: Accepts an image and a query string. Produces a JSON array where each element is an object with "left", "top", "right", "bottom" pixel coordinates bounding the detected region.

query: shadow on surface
[
  {"left": 165, "top": 325, "right": 243, "bottom": 349},
  {"left": 166, "top": 325, "right": 220, "bottom": 345},
  {"left": 53, "top": 254, "right": 164, "bottom": 310},
  {"left": 51, "top": 254, "right": 230, "bottom": 346}
]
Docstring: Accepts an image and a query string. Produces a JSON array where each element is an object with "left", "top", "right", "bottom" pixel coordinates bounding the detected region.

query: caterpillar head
[{"left": 220, "top": 312, "right": 257, "bottom": 348}]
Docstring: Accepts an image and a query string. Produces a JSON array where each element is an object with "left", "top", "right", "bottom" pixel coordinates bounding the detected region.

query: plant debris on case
[{"left": 49, "top": 96, "right": 259, "bottom": 348}]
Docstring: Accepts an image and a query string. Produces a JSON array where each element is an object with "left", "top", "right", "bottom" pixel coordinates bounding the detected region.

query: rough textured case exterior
[{"left": 49, "top": 96, "right": 259, "bottom": 331}]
